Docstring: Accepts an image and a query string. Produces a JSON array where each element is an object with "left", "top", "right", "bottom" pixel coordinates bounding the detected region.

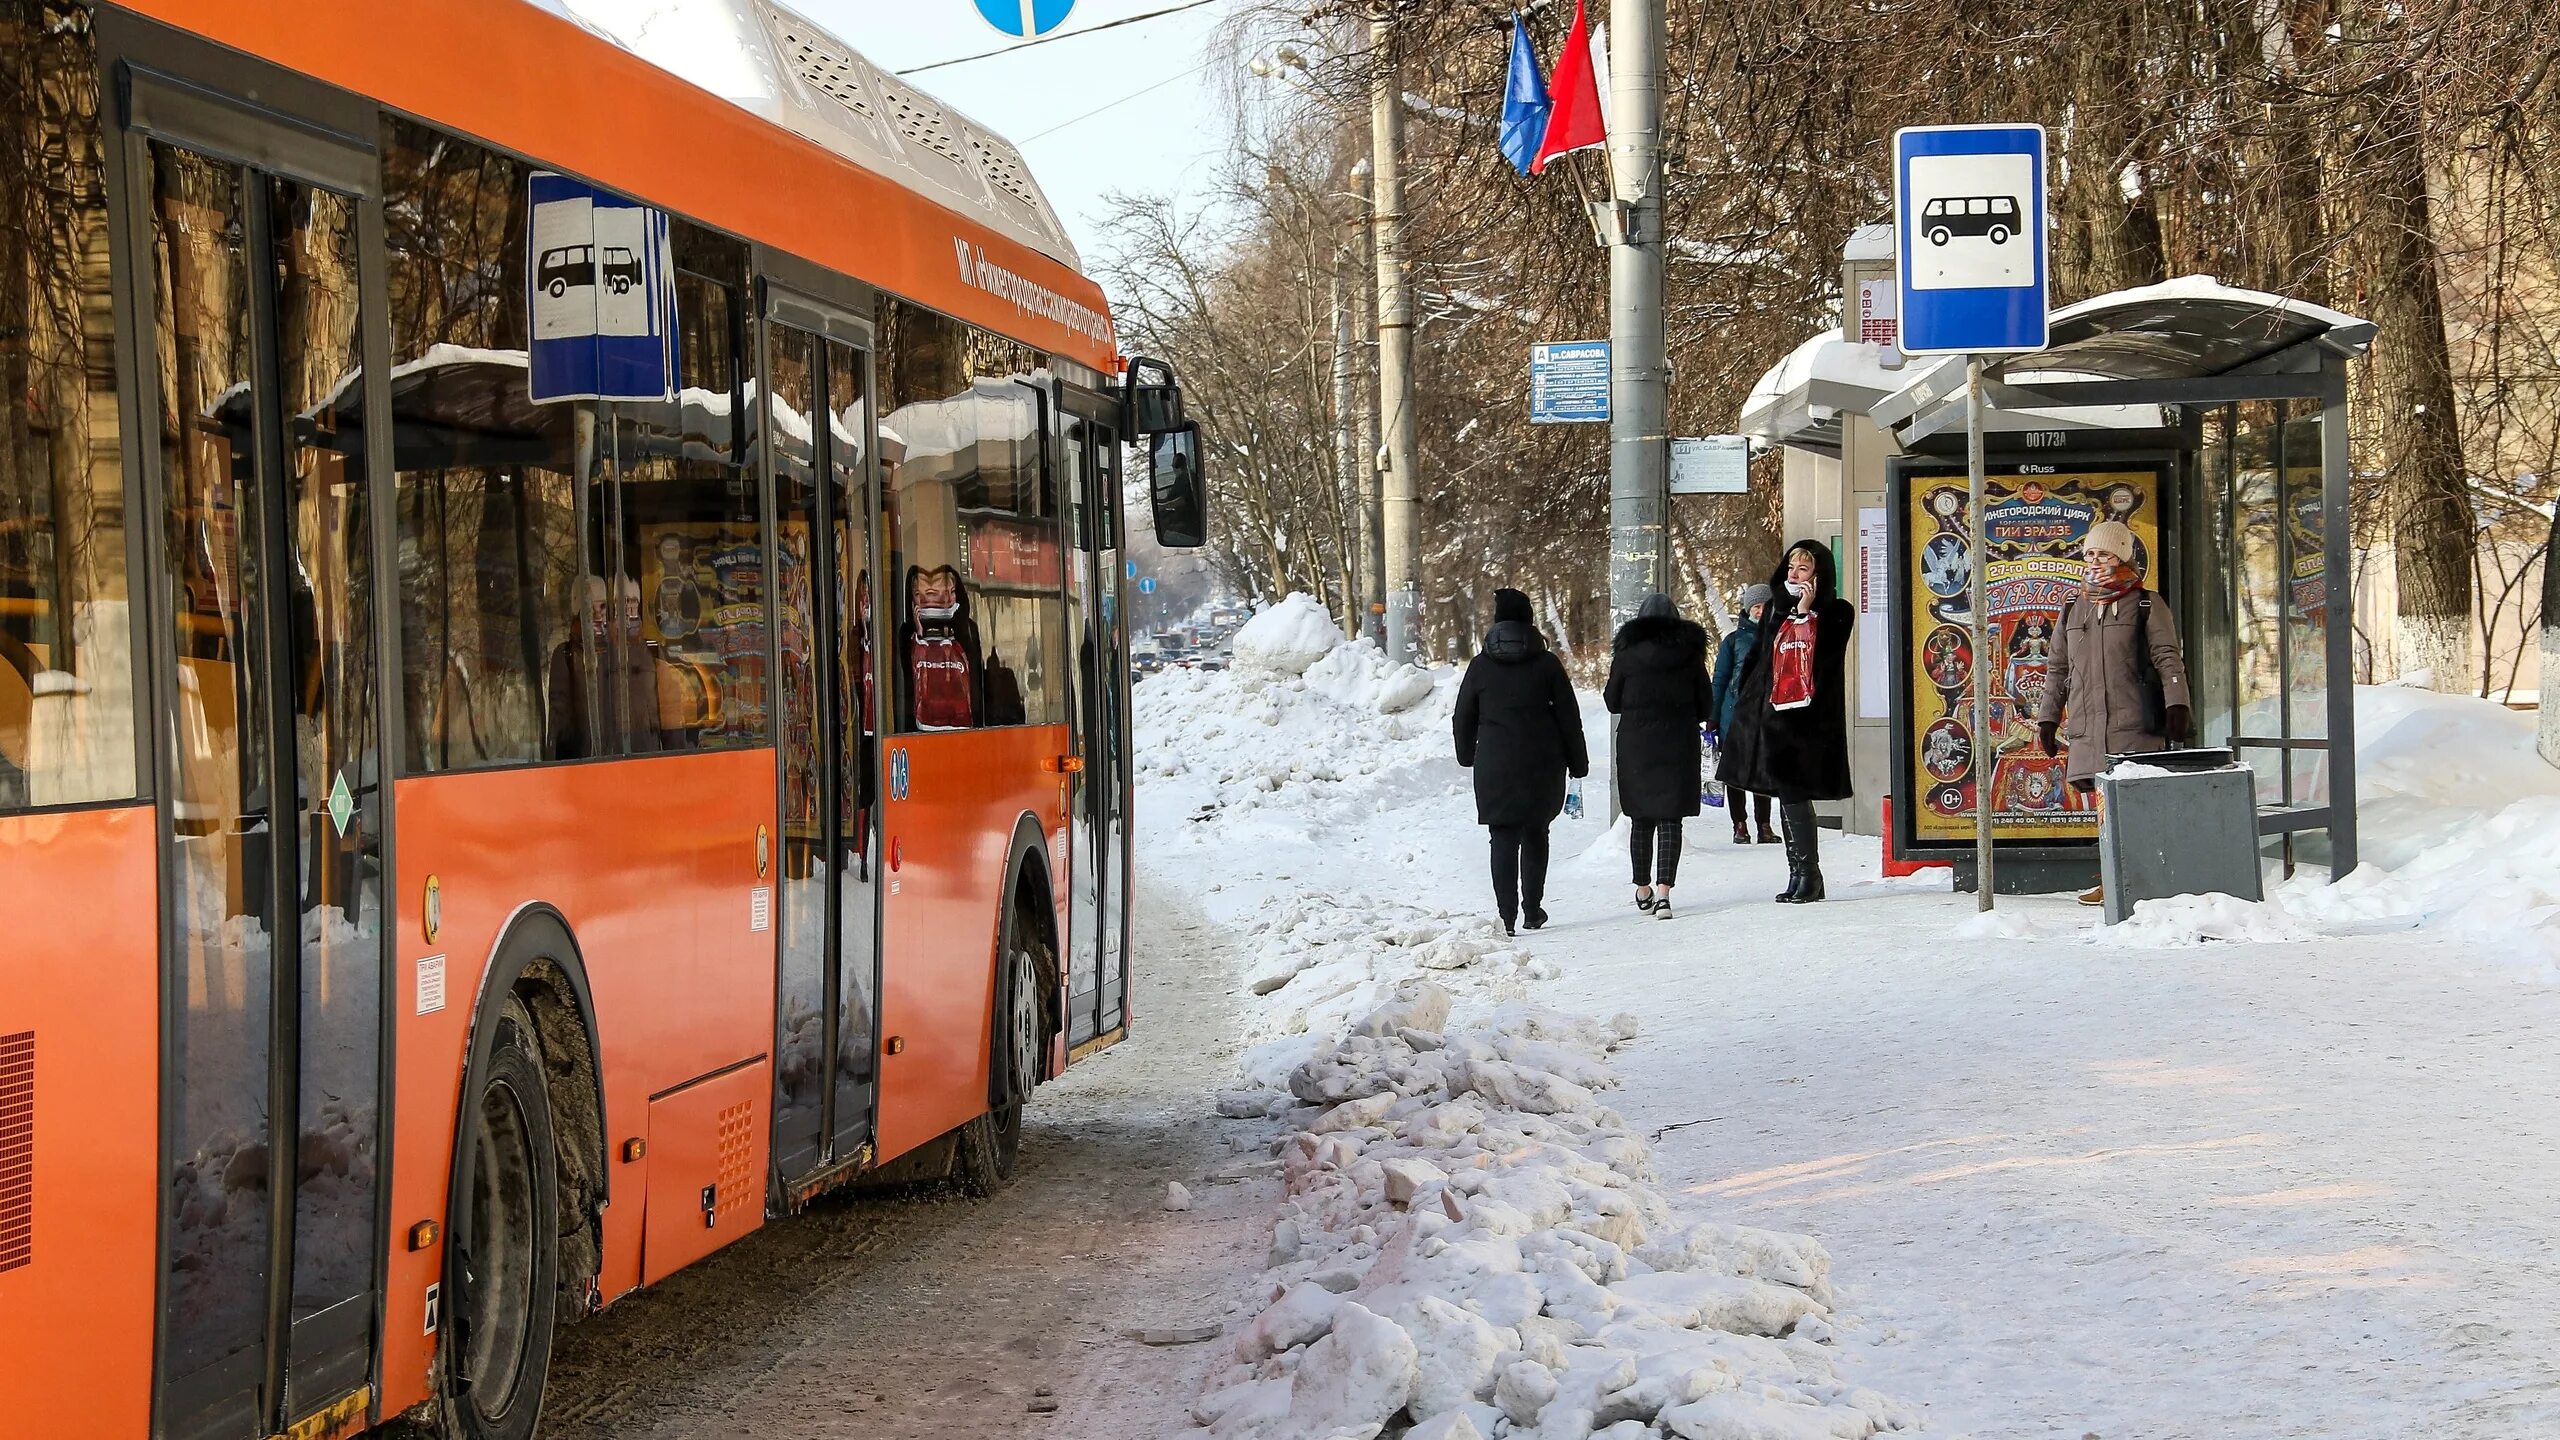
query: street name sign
[
  {"left": 1892, "top": 125, "right": 2049, "bottom": 356},
  {"left": 1530, "top": 340, "right": 1610, "bottom": 424},
  {"left": 1668, "top": 436, "right": 1750, "bottom": 495}
]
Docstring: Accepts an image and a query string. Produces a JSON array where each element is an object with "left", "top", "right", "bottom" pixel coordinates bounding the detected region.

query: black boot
[
  {"left": 1778, "top": 810, "right": 1814, "bottom": 902},
  {"left": 1782, "top": 816, "right": 1826, "bottom": 903}
]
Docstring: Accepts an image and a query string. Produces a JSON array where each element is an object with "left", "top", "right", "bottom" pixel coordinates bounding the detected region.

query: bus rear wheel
[{"left": 442, "top": 998, "right": 559, "bottom": 1440}]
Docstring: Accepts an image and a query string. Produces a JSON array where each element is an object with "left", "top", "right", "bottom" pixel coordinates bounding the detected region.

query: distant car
[
  {"left": 1195, "top": 656, "right": 1227, "bottom": 672},
  {"left": 1132, "top": 652, "right": 1164, "bottom": 676}
]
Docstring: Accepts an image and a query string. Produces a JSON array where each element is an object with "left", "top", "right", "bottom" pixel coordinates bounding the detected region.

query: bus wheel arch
[
  {"left": 998, "top": 814, "right": 1063, "bottom": 1093},
  {"left": 957, "top": 819, "right": 1062, "bottom": 1193},
  {"left": 439, "top": 905, "right": 609, "bottom": 1432}
]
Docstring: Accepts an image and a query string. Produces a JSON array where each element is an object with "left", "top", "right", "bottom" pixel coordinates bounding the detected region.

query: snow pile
[
  {"left": 1194, "top": 981, "right": 1934, "bottom": 1440},
  {"left": 1235, "top": 896, "right": 1554, "bottom": 1044},
  {"left": 2103, "top": 891, "right": 2319, "bottom": 948},
  {"left": 2347, "top": 684, "right": 2560, "bottom": 868},
  {"left": 1235, "top": 594, "right": 1353, "bottom": 677},
  {"left": 1307, "top": 639, "right": 1441, "bottom": 715},
  {"left": 1134, "top": 645, "right": 1458, "bottom": 833}
]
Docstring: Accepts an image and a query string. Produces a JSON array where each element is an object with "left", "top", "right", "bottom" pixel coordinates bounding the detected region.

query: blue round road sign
[{"left": 973, "top": 0, "right": 1076, "bottom": 38}]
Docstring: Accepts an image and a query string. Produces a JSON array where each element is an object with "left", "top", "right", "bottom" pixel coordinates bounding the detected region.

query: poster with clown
[{"left": 1901, "top": 461, "right": 2168, "bottom": 844}]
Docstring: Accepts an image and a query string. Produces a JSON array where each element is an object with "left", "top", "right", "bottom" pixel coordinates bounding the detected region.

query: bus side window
[
  {"left": 0, "top": 4, "right": 139, "bottom": 813},
  {"left": 610, "top": 224, "right": 769, "bottom": 757},
  {"left": 877, "top": 299, "right": 1067, "bottom": 733},
  {"left": 383, "top": 116, "right": 607, "bottom": 772}
]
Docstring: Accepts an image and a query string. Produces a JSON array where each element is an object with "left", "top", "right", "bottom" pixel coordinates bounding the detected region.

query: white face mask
[{"left": 1784, "top": 579, "right": 1809, "bottom": 598}]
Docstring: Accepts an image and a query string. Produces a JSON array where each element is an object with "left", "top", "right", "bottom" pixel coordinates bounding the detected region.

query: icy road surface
[{"left": 531, "top": 882, "right": 1277, "bottom": 1440}]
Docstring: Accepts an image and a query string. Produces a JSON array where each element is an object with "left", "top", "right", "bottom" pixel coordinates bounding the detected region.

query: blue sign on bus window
[{"left": 527, "top": 172, "right": 679, "bottom": 404}]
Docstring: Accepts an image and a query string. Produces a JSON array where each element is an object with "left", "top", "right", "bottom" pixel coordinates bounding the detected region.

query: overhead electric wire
[
  {"left": 1017, "top": 59, "right": 1214, "bottom": 145},
  {"left": 896, "top": 0, "right": 1223, "bottom": 77}
]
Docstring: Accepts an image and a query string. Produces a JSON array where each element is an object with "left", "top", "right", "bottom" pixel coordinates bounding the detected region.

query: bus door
[
  {"left": 766, "top": 307, "right": 882, "bottom": 1187},
  {"left": 1060, "top": 396, "right": 1132, "bottom": 1047},
  {"left": 128, "top": 94, "right": 391, "bottom": 1440}
]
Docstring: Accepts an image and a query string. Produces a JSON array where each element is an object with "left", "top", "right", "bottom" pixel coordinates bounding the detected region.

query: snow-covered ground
[{"left": 1133, "top": 596, "right": 2560, "bottom": 1439}]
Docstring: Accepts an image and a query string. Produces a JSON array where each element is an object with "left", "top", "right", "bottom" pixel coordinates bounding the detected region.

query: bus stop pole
[{"left": 1967, "top": 357, "right": 1994, "bottom": 910}]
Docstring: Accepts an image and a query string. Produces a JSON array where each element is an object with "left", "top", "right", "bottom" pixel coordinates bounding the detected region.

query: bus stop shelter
[{"left": 1871, "top": 277, "right": 2374, "bottom": 880}]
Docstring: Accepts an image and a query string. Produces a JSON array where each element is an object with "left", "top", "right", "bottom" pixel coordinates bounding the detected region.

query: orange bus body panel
[
  {"left": 115, "top": 0, "right": 1119, "bottom": 373},
  {"left": 875, "top": 724, "right": 1066, "bottom": 1162},
  {"left": 384, "top": 751, "right": 773, "bottom": 1416},
  {"left": 638, "top": 1059, "right": 769, "bottom": 1286},
  {"left": 0, "top": 804, "right": 160, "bottom": 1439}
]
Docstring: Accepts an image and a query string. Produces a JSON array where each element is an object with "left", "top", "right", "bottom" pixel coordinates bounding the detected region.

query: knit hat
[
  {"left": 1492, "top": 588, "right": 1533, "bottom": 624},
  {"left": 2082, "top": 520, "right": 2138, "bottom": 561},
  {"left": 1737, "top": 583, "right": 1774, "bottom": 612},
  {"left": 1637, "top": 593, "right": 1678, "bottom": 621}
]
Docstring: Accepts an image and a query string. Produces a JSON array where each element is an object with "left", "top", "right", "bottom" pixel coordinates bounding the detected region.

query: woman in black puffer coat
[
  {"left": 1455, "top": 588, "right": 1589, "bottom": 935},
  {"left": 1718, "top": 541, "right": 1855, "bottom": 903},
  {"left": 1604, "top": 593, "right": 1710, "bottom": 919}
]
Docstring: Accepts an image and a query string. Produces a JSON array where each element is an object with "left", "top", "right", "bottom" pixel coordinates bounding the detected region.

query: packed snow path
[
  {"left": 1138, "top": 614, "right": 2560, "bottom": 1438},
  {"left": 1537, "top": 854, "right": 2560, "bottom": 1438}
]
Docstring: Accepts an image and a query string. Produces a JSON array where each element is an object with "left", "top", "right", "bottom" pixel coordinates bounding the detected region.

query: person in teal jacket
[{"left": 1709, "top": 583, "right": 1779, "bottom": 845}]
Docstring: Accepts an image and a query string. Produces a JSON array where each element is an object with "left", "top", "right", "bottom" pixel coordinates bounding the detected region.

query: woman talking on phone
[{"left": 1718, "top": 542, "right": 1856, "bottom": 903}]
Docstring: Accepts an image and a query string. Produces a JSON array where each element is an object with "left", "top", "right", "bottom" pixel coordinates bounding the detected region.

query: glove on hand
[
  {"left": 2036, "top": 721, "right": 2060, "bottom": 758},
  {"left": 2165, "top": 704, "right": 2192, "bottom": 745}
]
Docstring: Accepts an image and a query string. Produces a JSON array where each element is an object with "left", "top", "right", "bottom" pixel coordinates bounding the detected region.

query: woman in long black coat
[
  {"left": 1454, "top": 588, "right": 1589, "bottom": 935},
  {"left": 1718, "top": 541, "right": 1855, "bottom": 903},
  {"left": 1604, "top": 593, "right": 1710, "bottom": 919}
]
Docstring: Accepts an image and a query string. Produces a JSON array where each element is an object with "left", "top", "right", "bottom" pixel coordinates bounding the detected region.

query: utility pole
[
  {"left": 1330, "top": 265, "right": 1362, "bottom": 633},
  {"left": 1605, "top": 0, "right": 1668, "bottom": 631},
  {"left": 1368, "top": 12, "right": 1422, "bottom": 666},
  {"left": 1353, "top": 228, "right": 1386, "bottom": 646}
]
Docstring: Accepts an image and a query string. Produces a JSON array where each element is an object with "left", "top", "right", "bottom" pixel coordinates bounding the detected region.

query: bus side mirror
[
  {"left": 1149, "top": 425, "right": 1208, "bottom": 549},
  {"left": 1124, "top": 355, "right": 1184, "bottom": 435}
]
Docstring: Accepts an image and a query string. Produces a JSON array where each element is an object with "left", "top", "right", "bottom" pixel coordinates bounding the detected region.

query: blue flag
[{"left": 1499, "top": 16, "right": 1551, "bottom": 177}]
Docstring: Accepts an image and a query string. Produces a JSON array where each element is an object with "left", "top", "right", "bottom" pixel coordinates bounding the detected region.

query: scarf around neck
[{"left": 2084, "top": 557, "right": 2141, "bottom": 609}]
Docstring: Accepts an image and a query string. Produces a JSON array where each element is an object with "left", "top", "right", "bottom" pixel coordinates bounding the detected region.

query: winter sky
[{"left": 800, "top": 0, "right": 1238, "bottom": 262}]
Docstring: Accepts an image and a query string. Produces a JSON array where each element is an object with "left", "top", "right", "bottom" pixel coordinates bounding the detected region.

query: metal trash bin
[{"left": 2097, "top": 748, "right": 2262, "bottom": 925}]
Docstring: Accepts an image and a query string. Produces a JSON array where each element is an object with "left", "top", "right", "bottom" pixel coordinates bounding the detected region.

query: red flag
[{"left": 1531, "top": 1, "right": 1605, "bottom": 174}]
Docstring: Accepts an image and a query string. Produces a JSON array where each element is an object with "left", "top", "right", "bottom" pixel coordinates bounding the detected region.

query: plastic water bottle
[{"left": 1564, "top": 778, "right": 1584, "bottom": 819}]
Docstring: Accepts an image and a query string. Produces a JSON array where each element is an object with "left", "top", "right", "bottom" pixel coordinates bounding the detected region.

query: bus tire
[
  {"left": 956, "top": 915, "right": 1044, "bottom": 1194},
  {"left": 441, "top": 997, "right": 560, "bottom": 1440}
]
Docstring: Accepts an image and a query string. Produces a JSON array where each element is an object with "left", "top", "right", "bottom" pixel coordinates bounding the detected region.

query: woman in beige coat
[{"left": 2033, "top": 519, "right": 2193, "bottom": 904}]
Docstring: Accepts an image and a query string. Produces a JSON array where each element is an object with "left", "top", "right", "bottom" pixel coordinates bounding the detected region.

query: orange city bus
[{"left": 0, "top": 2, "right": 1210, "bottom": 1436}]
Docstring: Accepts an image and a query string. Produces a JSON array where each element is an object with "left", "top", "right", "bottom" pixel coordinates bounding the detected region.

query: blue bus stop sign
[
  {"left": 974, "top": 0, "right": 1075, "bottom": 38},
  {"left": 1893, "top": 125, "right": 2048, "bottom": 355}
]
